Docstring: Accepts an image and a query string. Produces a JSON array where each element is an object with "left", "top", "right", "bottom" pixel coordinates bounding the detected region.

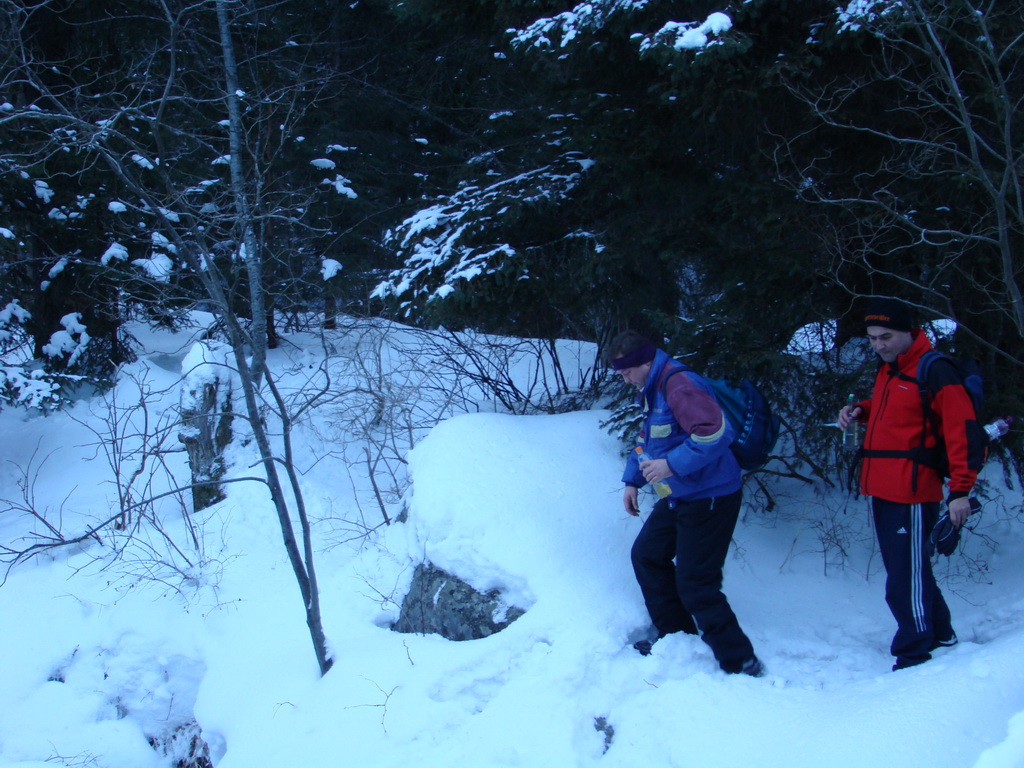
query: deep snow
[{"left": 1, "top": 319, "right": 1024, "bottom": 768}]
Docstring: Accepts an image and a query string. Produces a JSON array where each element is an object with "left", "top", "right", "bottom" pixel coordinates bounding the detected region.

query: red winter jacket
[{"left": 855, "top": 329, "right": 983, "bottom": 504}]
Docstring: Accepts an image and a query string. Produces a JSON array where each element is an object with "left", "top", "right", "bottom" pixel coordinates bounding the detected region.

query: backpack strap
[
  {"left": 656, "top": 360, "right": 690, "bottom": 394},
  {"left": 901, "top": 349, "right": 945, "bottom": 432},
  {"left": 909, "top": 351, "right": 959, "bottom": 459},
  {"left": 654, "top": 360, "right": 702, "bottom": 412}
]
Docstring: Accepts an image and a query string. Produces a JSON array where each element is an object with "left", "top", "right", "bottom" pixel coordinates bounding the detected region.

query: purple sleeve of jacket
[{"left": 662, "top": 372, "right": 734, "bottom": 478}]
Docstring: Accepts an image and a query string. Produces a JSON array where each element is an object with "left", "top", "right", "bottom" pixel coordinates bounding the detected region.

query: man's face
[
  {"left": 615, "top": 360, "right": 652, "bottom": 390},
  {"left": 866, "top": 325, "right": 913, "bottom": 363}
]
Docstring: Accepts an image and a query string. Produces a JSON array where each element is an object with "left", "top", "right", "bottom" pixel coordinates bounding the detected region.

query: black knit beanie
[{"left": 864, "top": 298, "right": 913, "bottom": 332}]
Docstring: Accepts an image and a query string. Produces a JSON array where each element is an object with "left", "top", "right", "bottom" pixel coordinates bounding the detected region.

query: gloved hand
[{"left": 929, "top": 497, "right": 982, "bottom": 557}]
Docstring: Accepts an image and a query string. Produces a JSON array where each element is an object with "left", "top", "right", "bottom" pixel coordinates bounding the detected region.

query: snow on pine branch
[
  {"left": 836, "top": 1, "right": 906, "bottom": 33},
  {"left": 508, "top": 0, "right": 734, "bottom": 56},
  {"left": 42, "top": 312, "right": 91, "bottom": 368},
  {"left": 0, "top": 308, "right": 88, "bottom": 411},
  {"left": 508, "top": 0, "right": 651, "bottom": 50},
  {"left": 0, "top": 365, "right": 70, "bottom": 411},
  {"left": 372, "top": 154, "right": 594, "bottom": 311},
  {"left": 635, "top": 12, "right": 733, "bottom": 53}
]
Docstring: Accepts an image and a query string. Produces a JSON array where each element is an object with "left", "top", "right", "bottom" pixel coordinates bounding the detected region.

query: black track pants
[
  {"left": 631, "top": 489, "right": 755, "bottom": 672},
  {"left": 872, "top": 497, "right": 954, "bottom": 667}
]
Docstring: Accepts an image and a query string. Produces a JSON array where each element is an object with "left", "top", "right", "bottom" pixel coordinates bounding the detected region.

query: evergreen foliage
[{"left": 0, "top": 0, "right": 1020, "bottom": 472}]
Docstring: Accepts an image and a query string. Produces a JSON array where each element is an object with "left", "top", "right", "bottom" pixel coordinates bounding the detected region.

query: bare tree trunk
[
  {"left": 3, "top": 0, "right": 336, "bottom": 675},
  {"left": 216, "top": 0, "right": 268, "bottom": 386},
  {"left": 179, "top": 376, "right": 232, "bottom": 512},
  {"left": 212, "top": 0, "right": 331, "bottom": 675}
]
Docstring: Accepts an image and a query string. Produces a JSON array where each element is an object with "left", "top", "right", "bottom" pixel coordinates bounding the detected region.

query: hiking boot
[
  {"left": 633, "top": 639, "right": 654, "bottom": 656},
  {"left": 739, "top": 656, "right": 765, "bottom": 678},
  {"left": 892, "top": 656, "right": 928, "bottom": 671}
]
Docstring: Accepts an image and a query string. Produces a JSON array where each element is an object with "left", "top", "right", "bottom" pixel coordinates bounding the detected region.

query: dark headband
[{"left": 610, "top": 342, "right": 656, "bottom": 371}]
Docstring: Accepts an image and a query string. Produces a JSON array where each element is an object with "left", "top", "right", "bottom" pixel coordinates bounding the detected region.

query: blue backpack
[{"left": 660, "top": 363, "right": 780, "bottom": 472}]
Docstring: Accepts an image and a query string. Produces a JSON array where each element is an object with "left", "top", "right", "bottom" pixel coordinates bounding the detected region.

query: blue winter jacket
[{"left": 621, "top": 349, "right": 743, "bottom": 501}]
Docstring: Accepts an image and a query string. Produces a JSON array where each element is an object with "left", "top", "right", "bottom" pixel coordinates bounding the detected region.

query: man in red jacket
[{"left": 838, "top": 298, "right": 985, "bottom": 671}]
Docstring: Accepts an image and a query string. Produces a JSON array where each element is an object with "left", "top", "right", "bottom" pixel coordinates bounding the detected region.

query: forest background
[
  {"left": 1, "top": 0, "right": 1024, "bottom": 683},
  {"left": 3, "top": 0, "right": 1023, "bottom": 421}
]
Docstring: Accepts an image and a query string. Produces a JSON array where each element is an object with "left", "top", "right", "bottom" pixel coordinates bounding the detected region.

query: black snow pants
[{"left": 630, "top": 489, "right": 755, "bottom": 673}]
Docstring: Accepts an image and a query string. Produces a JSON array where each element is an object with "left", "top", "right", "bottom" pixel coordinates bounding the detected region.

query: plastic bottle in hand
[
  {"left": 984, "top": 416, "right": 1013, "bottom": 442},
  {"left": 843, "top": 393, "right": 860, "bottom": 450},
  {"left": 635, "top": 446, "right": 671, "bottom": 499}
]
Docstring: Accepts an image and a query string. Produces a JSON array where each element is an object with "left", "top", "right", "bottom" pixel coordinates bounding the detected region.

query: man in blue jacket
[{"left": 610, "top": 331, "right": 762, "bottom": 677}]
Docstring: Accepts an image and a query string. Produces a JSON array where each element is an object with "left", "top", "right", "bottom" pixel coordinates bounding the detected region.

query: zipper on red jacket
[{"left": 860, "top": 366, "right": 898, "bottom": 495}]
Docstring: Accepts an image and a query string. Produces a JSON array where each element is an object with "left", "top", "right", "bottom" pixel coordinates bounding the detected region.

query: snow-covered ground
[{"left": 1, "top": 319, "right": 1023, "bottom": 768}]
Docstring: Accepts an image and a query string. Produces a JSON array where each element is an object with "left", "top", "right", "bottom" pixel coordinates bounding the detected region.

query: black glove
[
  {"left": 929, "top": 497, "right": 981, "bottom": 557},
  {"left": 929, "top": 514, "right": 959, "bottom": 557}
]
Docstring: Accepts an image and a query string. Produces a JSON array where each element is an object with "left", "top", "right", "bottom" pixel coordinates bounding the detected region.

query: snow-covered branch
[{"left": 372, "top": 153, "right": 594, "bottom": 310}]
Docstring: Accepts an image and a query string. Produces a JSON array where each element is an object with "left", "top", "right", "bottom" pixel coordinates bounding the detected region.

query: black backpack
[{"left": 917, "top": 352, "right": 984, "bottom": 422}]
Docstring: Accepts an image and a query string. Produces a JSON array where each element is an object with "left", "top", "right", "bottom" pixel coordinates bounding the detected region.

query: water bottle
[
  {"left": 843, "top": 393, "right": 860, "bottom": 450},
  {"left": 983, "top": 416, "right": 1013, "bottom": 442},
  {"left": 635, "top": 446, "right": 672, "bottom": 499}
]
